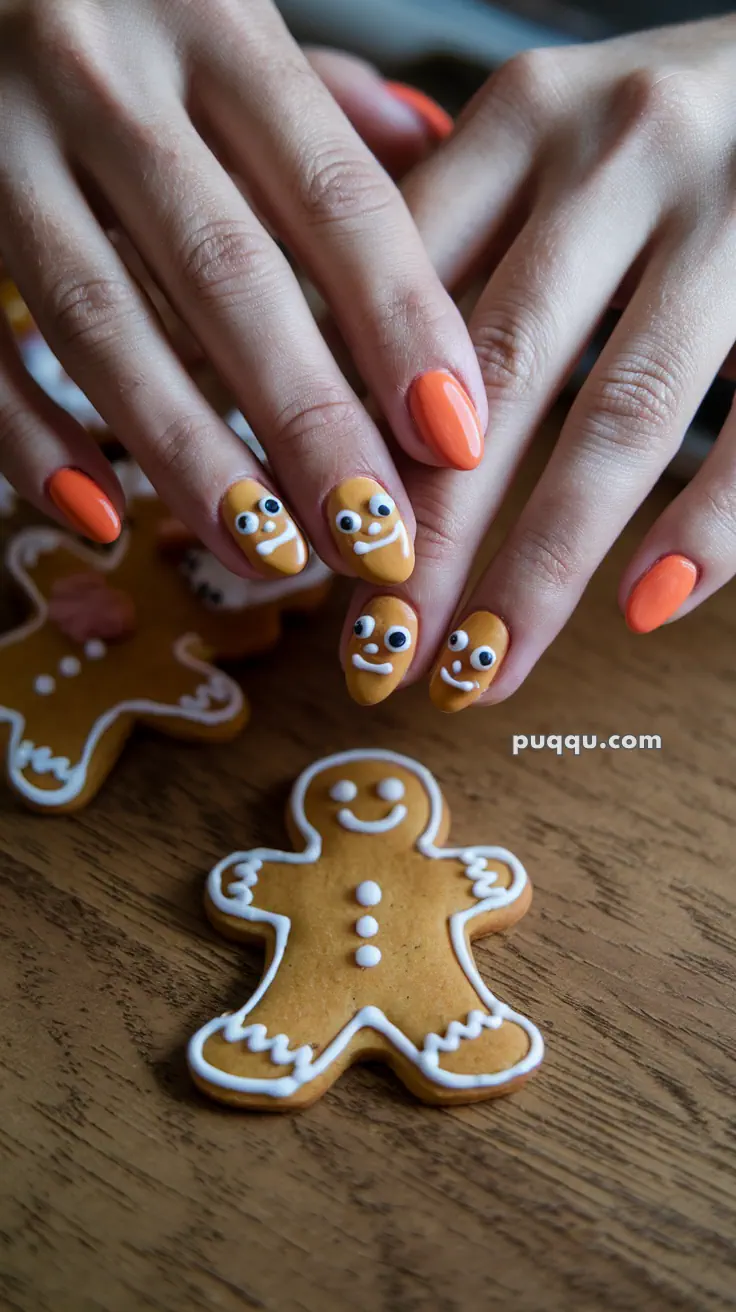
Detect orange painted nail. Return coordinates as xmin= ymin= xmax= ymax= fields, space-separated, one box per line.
xmin=409 ymin=371 xmax=484 ymax=470
xmin=625 ymin=554 xmax=698 ymax=634
xmin=48 ymin=468 xmax=121 ymax=544
xmin=384 ymin=83 xmax=453 ymax=141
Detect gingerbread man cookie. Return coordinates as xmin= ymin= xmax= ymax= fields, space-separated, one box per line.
xmin=0 ymin=477 xmax=331 ymax=810
xmin=188 ymin=749 xmax=543 ymax=1109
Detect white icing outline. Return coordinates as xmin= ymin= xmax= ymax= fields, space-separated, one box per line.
xmin=182 ymin=548 xmax=330 ymax=611
xmin=351 ymin=653 xmax=393 ymax=676
xmin=440 ymin=666 xmax=478 ymax=693
xmin=353 ymin=520 xmax=410 ymax=559
xmin=0 ymin=527 xmax=245 ymax=808
xmin=188 ymin=748 xmax=544 ymax=1098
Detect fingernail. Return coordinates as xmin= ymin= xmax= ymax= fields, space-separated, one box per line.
xmin=384 ymin=82 xmax=453 ymax=141
xmin=409 ymin=371 xmax=484 ymax=471
xmin=328 ymin=477 xmax=414 ymax=584
xmin=346 ymin=596 xmax=418 ymax=705
xmin=222 ymin=479 xmax=307 ymax=577
xmin=47 ymin=468 xmax=121 ymax=544
xmin=429 ymin=611 xmax=509 ymax=712
xmin=625 ymin=554 xmax=698 ymax=634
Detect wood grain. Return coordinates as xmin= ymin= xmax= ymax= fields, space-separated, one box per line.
xmin=1 ymin=416 xmax=735 ymax=1312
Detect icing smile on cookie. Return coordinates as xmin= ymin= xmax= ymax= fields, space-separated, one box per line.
xmin=328 ymin=775 xmax=408 ymax=834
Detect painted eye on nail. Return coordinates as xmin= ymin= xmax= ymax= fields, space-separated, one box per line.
xmin=368 ymin=493 xmax=395 ymax=518
xmin=336 ymin=510 xmax=362 ymax=534
xmin=448 ymin=629 xmax=469 ymax=651
xmin=329 ymin=779 xmax=357 ymax=803
xmin=376 ymin=777 xmax=405 ymax=802
xmin=470 ymin=645 xmax=496 ymax=671
xmin=353 ymin=614 xmax=376 ymax=639
xmin=258 ymin=495 xmax=282 ymax=516
xmin=234 ymin=510 xmax=259 ymax=536
xmin=384 ymin=625 xmax=412 ymax=652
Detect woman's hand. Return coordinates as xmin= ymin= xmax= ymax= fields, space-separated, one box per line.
xmin=0 ymin=0 xmax=484 ymax=582
xmin=343 ymin=16 xmax=736 ymax=709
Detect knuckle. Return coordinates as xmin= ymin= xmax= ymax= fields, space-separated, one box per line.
xmin=411 ymin=484 xmax=468 ymax=568
xmin=473 ymin=304 xmax=544 ymax=398
xmin=152 ymin=415 xmax=213 ymax=487
xmin=45 ymin=275 xmax=139 ymax=352
xmin=699 ymin=483 xmax=736 ymax=538
xmin=368 ymin=284 xmax=450 ymax=352
xmin=31 ymin=0 xmax=107 ymax=88
xmin=505 ymin=522 xmax=582 ymax=592
xmin=178 ymin=220 xmax=277 ymax=305
xmin=485 ymin=48 xmax=564 ymax=127
xmin=297 ymin=145 xmax=393 ymax=227
xmin=582 ymin=348 xmax=685 ymax=454
xmin=621 ymin=68 xmax=711 ymax=153
xmin=271 ymin=388 xmax=359 ymax=462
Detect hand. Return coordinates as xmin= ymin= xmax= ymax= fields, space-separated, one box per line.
xmin=342 ymin=16 xmax=736 ymax=710
xmin=0 ymin=1 xmax=484 ymax=586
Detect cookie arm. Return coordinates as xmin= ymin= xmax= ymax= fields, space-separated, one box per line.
xmin=205 ymin=847 xmax=303 ymax=930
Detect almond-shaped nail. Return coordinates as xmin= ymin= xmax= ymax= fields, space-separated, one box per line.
xmin=222 ymin=479 xmax=307 ymax=577
xmin=430 ymin=611 xmax=509 ymax=712
xmin=328 ymin=478 xmax=414 ymax=584
xmin=48 ymin=468 xmax=121 ymax=544
xmin=383 ymin=82 xmax=453 ymax=141
xmin=346 ymin=596 xmax=418 ymax=705
xmin=409 ymin=371 xmax=484 ymax=471
xmin=625 ymin=554 xmax=697 ymax=634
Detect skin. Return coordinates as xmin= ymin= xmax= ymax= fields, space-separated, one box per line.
xmin=0 ymin=2 xmax=485 ymax=582
xmin=343 ymin=16 xmax=736 ymax=705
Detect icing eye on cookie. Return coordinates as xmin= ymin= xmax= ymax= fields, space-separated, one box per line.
xmin=258 ymin=495 xmax=282 ymax=516
xmin=336 ymin=510 xmax=362 ymax=534
xmin=234 ymin=511 xmax=259 ymax=536
xmin=353 ymin=615 xmax=376 ymax=639
xmin=384 ymin=625 xmax=412 ymax=652
xmin=329 ymin=779 xmax=358 ymax=803
xmin=448 ymin=630 xmax=469 ymax=652
xmin=368 ymin=493 xmax=395 ymax=519
xmin=375 ymin=777 xmax=405 ymax=802
xmin=470 ymin=645 xmax=496 ymax=671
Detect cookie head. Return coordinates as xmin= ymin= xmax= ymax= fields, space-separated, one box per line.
xmin=300 ymin=756 xmax=433 ymax=849
xmin=430 ymin=611 xmax=509 ymax=713
xmin=346 ymin=597 xmax=418 ymax=706
xmin=222 ymin=479 xmax=307 ymax=577
xmin=329 ymin=478 xmax=414 ymax=584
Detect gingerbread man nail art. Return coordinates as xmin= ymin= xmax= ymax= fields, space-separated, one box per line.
xmin=188 ymin=748 xmax=543 ymax=1110
xmin=328 ymin=478 xmax=414 ymax=584
xmin=222 ymin=479 xmax=307 ymax=577
xmin=430 ymin=612 xmax=509 ymax=713
xmin=345 ymin=596 xmax=418 ymax=705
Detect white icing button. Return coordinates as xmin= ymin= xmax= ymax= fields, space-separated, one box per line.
xmin=34 ymin=675 xmax=55 ymax=696
xmin=363 ymin=643 xmax=379 ymax=655
xmin=355 ymin=945 xmax=381 ymax=968
xmin=376 ymin=777 xmax=405 ymax=803
xmin=59 ymin=655 xmax=81 ymax=677
xmin=356 ymin=915 xmax=379 ymax=938
xmin=263 ymin=519 xmax=276 ymax=533
xmin=84 ymin=640 xmax=106 ymax=660
xmin=452 ymin=660 xmax=462 ymax=674
xmin=356 ymin=880 xmax=381 ymax=907
xmin=330 ymin=779 xmax=357 ymax=803
xmin=368 ymin=522 xmax=382 ymax=536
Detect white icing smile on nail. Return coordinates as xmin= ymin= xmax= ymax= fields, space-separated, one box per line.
xmin=351 ymin=653 xmax=393 ymax=675
xmin=353 ymin=520 xmax=409 ymax=559
xmin=257 ymin=519 xmax=301 ymax=558
xmin=440 ymin=666 xmax=478 ymax=693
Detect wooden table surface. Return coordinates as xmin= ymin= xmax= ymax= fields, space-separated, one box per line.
xmin=1 ymin=420 xmax=735 ymax=1312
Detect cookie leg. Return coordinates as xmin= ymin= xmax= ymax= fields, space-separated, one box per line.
xmin=188 ymin=1002 xmax=361 ymax=1111
xmin=386 ymin=1007 xmax=544 ymax=1107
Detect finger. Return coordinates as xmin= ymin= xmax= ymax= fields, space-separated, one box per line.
xmin=191 ymin=2 xmax=487 ymax=470
xmin=0 ymin=133 xmax=304 ymax=580
xmin=0 ymin=314 xmax=122 ymax=540
xmin=620 ymin=391 xmax=736 ymax=632
xmin=304 ymin=50 xmax=444 ymax=177
xmin=76 ymin=84 xmax=415 ymax=584
xmin=432 ymin=229 xmax=736 ymax=709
